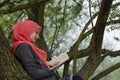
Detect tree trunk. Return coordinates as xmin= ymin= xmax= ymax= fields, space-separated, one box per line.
xmin=0 ymin=27 xmax=32 ymax=80
xmin=77 ymin=0 xmax=113 ymax=79
xmin=28 ymin=2 xmax=51 ymax=60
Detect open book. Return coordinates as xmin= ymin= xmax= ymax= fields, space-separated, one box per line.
xmin=49 ymin=52 xmax=69 ymax=70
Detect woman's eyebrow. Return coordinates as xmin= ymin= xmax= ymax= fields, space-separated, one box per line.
xmin=36 ymin=30 xmax=40 ymax=34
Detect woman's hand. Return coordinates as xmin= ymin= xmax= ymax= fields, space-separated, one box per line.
xmin=47 ymin=61 xmax=60 ymax=69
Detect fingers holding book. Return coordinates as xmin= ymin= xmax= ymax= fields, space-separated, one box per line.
xmin=47 ymin=52 xmax=69 ymax=70
xmin=47 ymin=61 xmax=60 ymax=69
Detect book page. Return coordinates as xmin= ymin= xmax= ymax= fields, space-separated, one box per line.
xmin=49 ymin=52 xmax=69 ymax=70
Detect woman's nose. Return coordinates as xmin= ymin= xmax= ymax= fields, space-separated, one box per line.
xmin=37 ymin=34 xmax=40 ymax=39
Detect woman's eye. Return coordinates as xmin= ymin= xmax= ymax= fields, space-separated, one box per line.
xmin=36 ymin=31 xmax=40 ymax=35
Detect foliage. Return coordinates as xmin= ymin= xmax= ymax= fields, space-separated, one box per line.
xmin=44 ymin=0 xmax=83 ymax=54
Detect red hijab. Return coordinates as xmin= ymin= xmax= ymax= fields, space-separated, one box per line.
xmin=12 ymin=20 xmax=47 ymax=66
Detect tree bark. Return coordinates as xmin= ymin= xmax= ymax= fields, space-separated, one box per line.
xmin=77 ymin=0 xmax=113 ymax=79
xmin=27 ymin=2 xmax=51 ymax=60
xmin=92 ymin=62 xmax=120 ymax=80
xmin=0 ymin=27 xmax=32 ymax=80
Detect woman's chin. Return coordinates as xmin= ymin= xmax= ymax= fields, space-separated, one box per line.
xmin=30 ymin=40 xmax=35 ymax=43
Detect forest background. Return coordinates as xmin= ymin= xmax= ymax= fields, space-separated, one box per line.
xmin=0 ymin=0 xmax=120 ymax=80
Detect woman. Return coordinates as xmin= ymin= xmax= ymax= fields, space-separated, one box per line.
xmin=12 ymin=20 xmax=83 ymax=80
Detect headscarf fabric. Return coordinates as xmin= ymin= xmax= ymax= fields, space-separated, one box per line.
xmin=12 ymin=20 xmax=47 ymax=66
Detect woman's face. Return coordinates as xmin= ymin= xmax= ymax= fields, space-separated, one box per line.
xmin=30 ymin=29 xmax=40 ymax=43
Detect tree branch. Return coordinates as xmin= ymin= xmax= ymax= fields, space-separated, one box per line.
xmin=0 ymin=0 xmax=10 ymax=8
xmin=76 ymin=49 xmax=120 ymax=59
xmin=112 ymin=2 xmax=120 ymax=8
xmin=0 ymin=0 xmax=49 ymax=14
xmin=107 ymin=19 xmax=120 ymax=25
xmin=92 ymin=62 xmax=120 ymax=80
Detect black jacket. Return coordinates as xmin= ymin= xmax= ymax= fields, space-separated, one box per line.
xmin=15 ymin=43 xmax=56 ymax=80
xmin=15 ymin=43 xmax=72 ymax=80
